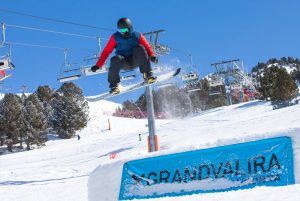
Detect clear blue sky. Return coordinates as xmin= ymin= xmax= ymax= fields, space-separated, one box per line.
xmin=1 ymin=0 xmax=300 ymax=102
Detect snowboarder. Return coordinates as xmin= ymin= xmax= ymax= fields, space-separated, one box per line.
xmin=90 ymin=17 xmax=158 ymax=94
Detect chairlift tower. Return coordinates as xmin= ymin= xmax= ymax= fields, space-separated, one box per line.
xmin=211 ymin=59 xmax=247 ymax=105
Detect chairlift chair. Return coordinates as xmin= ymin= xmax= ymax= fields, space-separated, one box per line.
xmin=58 ymin=65 xmax=82 ymax=83
xmin=151 ymin=43 xmax=170 ymax=56
xmin=0 ymin=51 xmax=15 ymax=82
xmin=0 ymin=57 xmax=14 ymax=70
xmin=0 ymin=42 xmax=15 ymax=71
xmin=57 ymin=49 xmax=82 ymax=83
xmin=209 ymin=80 xmax=224 ymax=87
xmin=181 ymin=72 xmax=198 ymax=81
xmin=208 ymin=79 xmax=224 ymax=96
xmin=182 ymin=72 xmax=201 ymax=92
xmin=58 ymin=68 xmax=82 ymax=83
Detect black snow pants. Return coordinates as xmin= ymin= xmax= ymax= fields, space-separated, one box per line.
xmin=108 ymin=44 xmax=151 ymax=88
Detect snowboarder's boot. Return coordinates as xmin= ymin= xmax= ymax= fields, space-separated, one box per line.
xmin=109 ymin=84 xmax=120 ymax=95
xmin=143 ymin=72 xmax=157 ymax=84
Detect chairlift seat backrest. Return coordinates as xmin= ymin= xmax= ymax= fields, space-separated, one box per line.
xmin=209 ymin=80 xmax=224 ymax=87
xmin=182 ymin=73 xmax=199 ymax=81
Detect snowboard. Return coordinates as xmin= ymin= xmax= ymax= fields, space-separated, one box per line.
xmin=86 ymin=68 xmax=181 ymax=101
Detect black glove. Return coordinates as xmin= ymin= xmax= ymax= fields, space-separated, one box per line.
xmin=150 ymin=55 xmax=158 ymax=64
xmin=91 ymin=65 xmax=100 ymax=72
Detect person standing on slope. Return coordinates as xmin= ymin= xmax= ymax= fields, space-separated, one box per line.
xmin=91 ymin=17 xmax=158 ymax=95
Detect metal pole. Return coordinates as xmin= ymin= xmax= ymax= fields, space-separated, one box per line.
xmin=8 ymin=43 xmax=12 ymax=58
xmin=145 ymin=85 xmax=157 ymax=152
xmin=97 ymin=37 xmax=101 ymax=55
xmin=225 ymin=77 xmax=232 ymax=106
xmin=1 ymin=23 xmax=6 ymax=47
xmin=64 ymin=48 xmax=69 ymax=66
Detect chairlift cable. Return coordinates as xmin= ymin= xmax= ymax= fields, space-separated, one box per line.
xmin=5 ymin=23 xmax=102 ymax=40
xmin=6 ymin=41 xmax=66 ymax=50
xmin=0 ymin=8 xmax=115 ymax=32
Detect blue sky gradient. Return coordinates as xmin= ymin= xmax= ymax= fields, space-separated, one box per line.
xmin=1 ymin=0 xmax=300 ymax=102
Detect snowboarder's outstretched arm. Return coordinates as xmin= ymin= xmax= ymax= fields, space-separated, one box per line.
xmin=95 ymin=35 xmax=117 ymax=68
xmin=139 ymin=33 xmax=158 ymax=64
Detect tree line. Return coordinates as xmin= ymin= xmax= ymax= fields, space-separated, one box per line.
xmin=252 ymin=56 xmax=300 ymax=83
xmin=0 ymin=82 xmax=89 ymax=152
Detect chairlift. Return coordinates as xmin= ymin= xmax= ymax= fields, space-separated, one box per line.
xmin=1 ymin=23 xmax=14 ymax=67
xmin=58 ymin=69 xmax=81 ymax=82
xmin=80 ymin=37 xmax=113 ymax=78
xmin=57 ymin=49 xmax=82 ymax=83
xmin=0 ymin=23 xmax=15 ymax=82
xmin=0 ymin=56 xmax=15 ymax=71
xmin=182 ymin=72 xmax=201 ymax=93
xmin=208 ymin=79 xmax=224 ymax=96
xmin=209 ymin=80 xmax=224 ymax=87
xmin=144 ymin=30 xmax=170 ymax=56
xmin=182 ymin=55 xmax=202 ymax=92
xmin=151 ymin=43 xmax=170 ymax=56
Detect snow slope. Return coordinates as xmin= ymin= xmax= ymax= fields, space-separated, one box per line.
xmin=1 ymin=99 xmax=300 ymax=201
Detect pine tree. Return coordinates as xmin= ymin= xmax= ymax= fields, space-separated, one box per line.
xmin=23 ymin=94 xmax=48 ymax=150
xmin=292 ymin=70 xmax=300 ymax=82
xmin=122 ymin=100 xmax=138 ymax=111
xmin=258 ymin=65 xmax=298 ymax=102
xmin=271 ymin=68 xmax=298 ymax=102
xmin=52 ymin=83 xmax=89 ymax=139
xmin=258 ymin=66 xmax=278 ymax=100
xmin=35 ymin=86 xmax=55 ymax=130
xmin=0 ymin=101 xmax=5 ymax=146
xmin=135 ymin=94 xmax=147 ymax=111
xmin=287 ymin=57 xmax=295 ymax=64
xmin=0 ymin=94 xmax=23 ymax=152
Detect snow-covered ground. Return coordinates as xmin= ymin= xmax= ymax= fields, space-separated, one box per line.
xmin=1 ymin=99 xmax=300 ymax=201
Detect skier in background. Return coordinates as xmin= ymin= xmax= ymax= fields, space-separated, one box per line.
xmin=91 ymin=17 xmax=158 ymax=94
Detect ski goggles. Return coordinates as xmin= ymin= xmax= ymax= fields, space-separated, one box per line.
xmin=118 ymin=28 xmax=129 ymax=34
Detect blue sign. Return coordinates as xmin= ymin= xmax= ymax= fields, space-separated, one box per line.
xmin=119 ymin=137 xmax=294 ymax=200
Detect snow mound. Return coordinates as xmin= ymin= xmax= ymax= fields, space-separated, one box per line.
xmin=88 ymin=100 xmax=300 ymax=201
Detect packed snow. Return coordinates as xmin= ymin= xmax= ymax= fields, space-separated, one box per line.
xmin=1 ymin=98 xmax=300 ymax=201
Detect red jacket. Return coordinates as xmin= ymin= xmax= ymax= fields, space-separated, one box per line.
xmin=96 ymin=33 xmax=155 ymax=68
